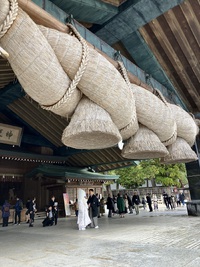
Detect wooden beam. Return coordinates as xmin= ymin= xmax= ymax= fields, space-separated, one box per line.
xmin=18 ymin=0 xmax=152 ymax=92
xmin=148 ymin=19 xmax=200 ymax=110
xmin=180 ymin=0 xmax=200 ymax=48
xmin=139 ymin=26 xmax=193 ymax=111
xmin=164 ymin=9 xmax=200 ymax=83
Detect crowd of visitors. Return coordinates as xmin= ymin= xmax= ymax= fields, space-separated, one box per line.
xmin=1 ymin=189 xmax=187 ymax=229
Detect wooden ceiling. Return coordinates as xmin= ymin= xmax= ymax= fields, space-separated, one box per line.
xmin=139 ymin=0 xmax=200 ymax=113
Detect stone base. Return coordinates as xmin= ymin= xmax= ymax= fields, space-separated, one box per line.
xmin=186 ymin=201 xmax=200 ymax=216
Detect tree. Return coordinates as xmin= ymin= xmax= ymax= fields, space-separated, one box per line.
xmin=109 ymin=159 xmax=188 ymax=189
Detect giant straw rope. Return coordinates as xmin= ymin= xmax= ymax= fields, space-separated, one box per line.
xmin=0 ymin=0 xmax=198 ymax=162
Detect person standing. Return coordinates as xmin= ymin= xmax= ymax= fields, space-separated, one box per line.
xmin=179 ymin=192 xmax=185 ymax=206
xmin=163 ymin=191 xmax=169 ymax=209
xmin=49 ymin=196 xmax=58 ymax=225
xmin=25 ymin=198 xmax=31 ymax=223
xmin=132 ymin=191 xmax=140 ymax=215
xmin=96 ymin=193 xmax=101 ymax=218
xmin=2 ymin=200 xmax=11 ymax=227
xmin=74 ymin=199 xmax=79 ymax=217
xmin=117 ymin=193 xmax=125 ymax=218
xmin=28 ymin=197 xmax=37 ymax=227
xmin=100 ymin=197 xmax=105 ymax=216
xmin=106 ymin=194 xmax=114 ymax=218
xmin=146 ymin=193 xmax=153 ymax=212
xmin=53 ymin=202 xmax=58 ymax=225
xmin=87 ymin=189 xmax=99 ymax=229
xmin=142 ymin=197 xmax=146 ymax=209
xmin=152 ymin=194 xmax=158 ymax=211
xmin=125 ymin=193 xmax=133 ymax=214
xmin=14 ymin=197 xmax=23 ymax=225
xmin=77 ymin=189 xmax=91 ymax=230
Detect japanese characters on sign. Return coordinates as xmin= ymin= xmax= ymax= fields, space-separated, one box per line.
xmin=0 ymin=123 xmax=22 ymax=146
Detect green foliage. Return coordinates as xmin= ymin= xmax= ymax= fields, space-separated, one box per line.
xmin=108 ymin=159 xmax=188 ymax=189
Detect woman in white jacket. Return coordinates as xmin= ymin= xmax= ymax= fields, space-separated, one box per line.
xmin=77 ymin=189 xmax=91 ymax=230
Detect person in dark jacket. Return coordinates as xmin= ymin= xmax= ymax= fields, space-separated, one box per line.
xmin=2 ymin=200 xmax=11 ymax=227
xmin=87 ymin=189 xmax=99 ymax=229
xmin=125 ymin=193 xmax=133 ymax=214
xmin=146 ymin=193 xmax=153 ymax=212
xmin=132 ymin=191 xmax=140 ymax=215
xmin=163 ymin=191 xmax=169 ymax=209
xmin=106 ymin=194 xmax=114 ymax=218
xmin=28 ymin=197 xmax=37 ymax=227
xmin=25 ymin=198 xmax=31 ymax=223
xmin=14 ymin=197 xmax=23 ymax=225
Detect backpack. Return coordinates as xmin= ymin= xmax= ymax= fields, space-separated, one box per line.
xmin=4 ymin=206 xmax=9 ymax=212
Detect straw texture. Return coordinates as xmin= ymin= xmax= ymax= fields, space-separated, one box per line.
xmin=0 ymin=8 xmax=71 ymax=106
xmin=62 ymin=96 xmax=122 ymax=149
xmin=131 ymin=84 xmax=177 ymax=145
xmin=120 ymin=117 xmax=139 ymax=141
xmin=121 ymin=125 xmax=169 ymax=159
xmin=0 ymin=0 xmax=18 ymax=39
xmin=169 ymin=104 xmax=199 ymax=146
xmin=162 ymin=137 xmax=198 ymax=164
xmin=40 ymin=24 xmax=89 ymax=117
xmin=40 ymin=26 xmax=136 ymax=130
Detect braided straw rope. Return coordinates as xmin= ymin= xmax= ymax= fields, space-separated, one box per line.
xmin=41 ymin=24 xmax=88 ymax=113
xmin=152 ymin=88 xmax=168 ymax=107
xmin=0 ymin=0 xmax=18 ymax=39
xmin=117 ymin=61 xmax=138 ymax=140
xmin=153 ymin=89 xmax=177 ymax=146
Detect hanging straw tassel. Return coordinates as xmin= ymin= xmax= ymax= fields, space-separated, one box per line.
xmin=0 ymin=6 xmax=71 ymax=107
xmin=121 ymin=125 xmax=169 ymax=159
xmin=169 ymin=104 xmax=199 ymax=146
xmin=161 ymin=137 xmax=198 ymax=164
xmin=39 ymin=25 xmax=136 ymax=131
xmin=62 ymin=96 xmax=122 ymax=149
xmin=131 ymin=84 xmax=177 ymax=146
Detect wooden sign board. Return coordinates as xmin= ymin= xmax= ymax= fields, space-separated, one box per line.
xmin=0 ymin=123 xmax=23 ymax=146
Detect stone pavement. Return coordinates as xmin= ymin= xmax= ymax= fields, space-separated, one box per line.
xmin=0 ymin=205 xmax=200 ymax=267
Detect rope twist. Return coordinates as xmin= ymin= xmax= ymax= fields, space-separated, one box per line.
xmin=0 ymin=0 xmax=18 ymax=39
xmin=42 ymin=23 xmax=89 ymax=112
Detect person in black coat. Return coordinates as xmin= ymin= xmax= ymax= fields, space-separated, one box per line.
xmin=28 ymin=197 xmax=37 ymax=227
xmin=125 ymin=193 xmax=133 ymax=214
xmin=106 ymin=194 xmax=114 ymax=218
xmin=87 ymin=189 xmax=99 ymax=228
xmin=146 ymin=193 xmax=153 ymax=212
xmin=132 ymin=191 xmax=140 ymax=215
xmin=163 ymin=191 xmax=169 ymax=209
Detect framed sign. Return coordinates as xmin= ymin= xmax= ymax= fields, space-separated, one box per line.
xmin=0 ymin=123 xmax=23 ymax=146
